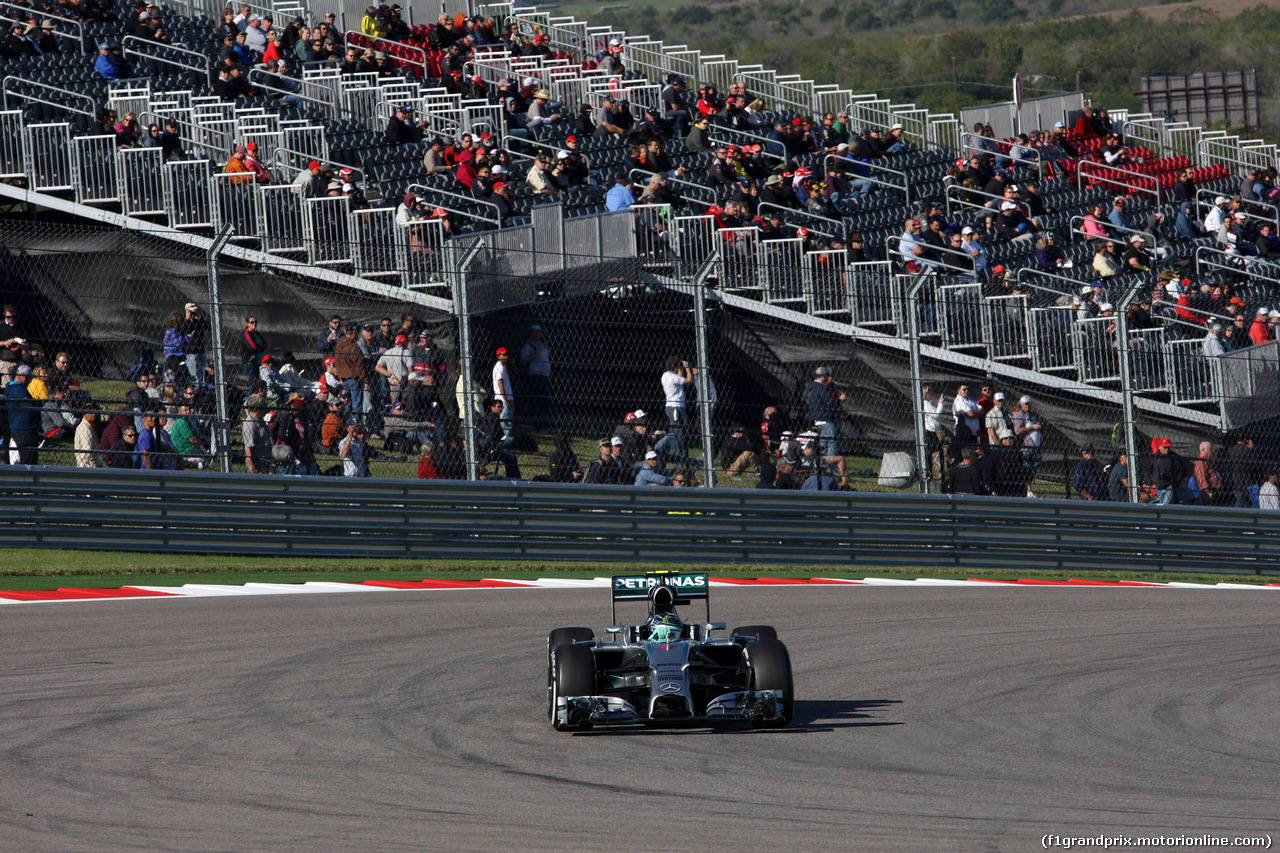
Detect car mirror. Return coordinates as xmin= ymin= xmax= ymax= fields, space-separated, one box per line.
xmin=605 ymin=625 xmax=623 ymax=634
xmin=706 ymin=621 xmax=726 ymax=632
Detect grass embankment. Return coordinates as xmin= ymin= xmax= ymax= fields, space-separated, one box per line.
xmin=0 ymin=549 xmax=1274 ymax=590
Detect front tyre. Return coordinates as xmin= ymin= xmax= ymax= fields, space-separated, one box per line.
xmin=549 ymin=643 xmax=596 ymax=731
xmin=745 ymin=639 xmax=794 ymax=728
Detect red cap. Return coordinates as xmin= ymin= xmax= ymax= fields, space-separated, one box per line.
xmin=324 ymin=356 xmax=336 ymax=366
xmin=246 ymin=142 xmax=258 ymax=150
xmin=993 ymin=264 xmax=1006 ymax=274
xmin=395 ymin=333 xmax=407 ymax=345
xmin=566 ymin=135 xmax=577 ymax=142
xmin=492 ymin=182 xmax=508 ymax=190
xmin=792 ymin=117 xmax=804 ymax=125
xmin=260 ymin=353 xmax=273 ymax=364
xmin=308 ymin=160 xmax=321 ymax=170
xmin=495 ymin=346 xmax=507 ymax=355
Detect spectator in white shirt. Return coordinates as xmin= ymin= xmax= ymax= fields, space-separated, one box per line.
xmin=951 ymin=382 xmax=982 ymax=441
xmin=1259 ymin=472 xmax=1279 ymax=510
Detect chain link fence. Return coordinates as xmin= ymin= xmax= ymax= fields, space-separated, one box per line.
xmin=4 ymin=214 xmax=1279 ymax=506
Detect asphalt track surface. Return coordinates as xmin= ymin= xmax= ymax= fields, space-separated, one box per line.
xmin=2 ymin=587 xmax=1277 ymax=852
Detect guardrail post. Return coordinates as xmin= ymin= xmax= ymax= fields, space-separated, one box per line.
xmin=449 ymin=237 xmax=485 ymax=481
xmin=1115 ymin=279 xmax=1144 ymax=503
xmin=905 ymin=270 xmax=932 ymax=494
xmin=207 ymin=224 xmax=234 ymax=474
xmin=693 ymin=253 xmax=718 ymax=489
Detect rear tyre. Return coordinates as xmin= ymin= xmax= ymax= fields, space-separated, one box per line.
xmin=732 ymin=625 xmax=777 ymax=643
xmin=745 ymin=639 xmax=794 ymax=728
xmin=549 ymin=643 xmax=597 ymax=731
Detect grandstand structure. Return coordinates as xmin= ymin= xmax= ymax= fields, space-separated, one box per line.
xmin=3 ymin=0 xmax=1279 ymax=487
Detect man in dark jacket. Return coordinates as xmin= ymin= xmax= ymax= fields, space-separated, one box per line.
xmin=5 ymin=365 xmax=41 ymax=464
xmin=1146 ymin=437 xmax=1186 ymax=505
xmin=385 ymin=104 xmax=424 ymax=146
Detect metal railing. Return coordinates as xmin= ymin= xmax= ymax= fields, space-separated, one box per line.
xmin=1077 ymin=160 xmax=1161 ymax=203
xmin=945 ymin=183 xmax=1032 ymax=221
xmin=826 ymin=154 xmax=908 ymax=202
xmin=2 ymin=76 xmax=97 ymax=118
xmin=1068 ymin=213 xmax=1158 ymax=247
xmin=960 ymin=131 xmax=1040 ymax=171
xmin=5 ymin=467 xmax=1280 ymax=574
xmin=408 ymin=181 xmax=502 ymax=226
xmin=1195 ymin=245 xmax=1280 ymax=287
xmin=885 ymin=234 xmax=977 ymax=276
xmin=121 ymin=35 xmax=214 ymax=87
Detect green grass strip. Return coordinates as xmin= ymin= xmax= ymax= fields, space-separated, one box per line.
xmin=0 ymin=550 xmax=1276 ymax=590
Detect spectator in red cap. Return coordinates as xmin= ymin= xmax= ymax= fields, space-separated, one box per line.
xmin=492 ymin=346 xmax=514 ymax=437
xmin=489 ymin=181 xmax=512 ymax=221
xmin=243 ymin=141 xmax=273 ymax=182
xmin=1145 ymin=437 xmax=1185 ymax=505
xmin=292 ymin=159 xmax=325 ymax=198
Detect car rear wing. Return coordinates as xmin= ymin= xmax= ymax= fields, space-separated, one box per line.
xmin=611 ymin=571 xmax=710 ymax=623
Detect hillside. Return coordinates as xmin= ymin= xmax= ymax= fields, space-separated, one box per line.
xmin=549 ymin=0 xmax=1280 ymax=132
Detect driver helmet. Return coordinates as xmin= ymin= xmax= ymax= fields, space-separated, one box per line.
xmin=647 ymin=612 xmax=683 ymax=642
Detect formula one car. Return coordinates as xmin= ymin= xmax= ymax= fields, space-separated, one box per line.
xmin=546 ymin=571 xmax=794 ymax=731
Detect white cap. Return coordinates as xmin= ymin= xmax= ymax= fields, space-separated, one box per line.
xmin=556 ymin=150 xmax=569 ymax=159
xmin=890 ymin=122 xmax=903 ymax=130
xmin=633 ymin=408 xmax=647 ymax=419
xmin=993 ymin=392 xmax=1006 ymax=401
xmin=1019 ymin=394 xmax=1032 ymax=404
xmin=609 ymin=37 xmax=621 ymax=46
xmin=1257 ymin=307 xmax=1268 ymax=315
xmin=961 ymin=226 xmax=974 ymax=235
xmin=645 ymin=450 xmax=658 ymax=460
xmin=342 ymin=182 xmax=356 ymax=192
xmin=522 ymin=76 xmax=537 ymax=87
xmin=1099 ymin=302 xmax=1113 ymax=312
xmin=611 ymin=436 xmax=624 ymax=446
xmin=1081 ymin=284 xmax=1093 ymax=295
xmin=1000 ymin=201 xmax=1017 ymax=211
xmin=1270 ymin=310 xmax=1280 ymax=318
xmin=491 ymin=164 xmax=506 ymax=174
xmin=1054 ymin=121 xmax=1065 ymax=129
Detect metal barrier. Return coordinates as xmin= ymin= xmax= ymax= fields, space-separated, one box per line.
xmin=116 ymin=147 xmax=166 ymax=216
xmin=1068 ymin=213 xmax=1157 ymax=247
xmin=672 ymin=213 xmax=716 ymax=279
xmin=756 ymin=237 xmax=804 ymax=304
xmin=716 ymin=226 xmax=760 ymax=292
xmin=1195 ymin=134 xmax=1277 ymax=178
xmin=960 ymin=131 xmax=1040 ymax=171
xmin=12 ymin=467 xmax=1278 ymax=572
xmin=1129 ymin=327 xmax=1168 ymax=394
xmin=23 ymin=122 xmax=73 ymax=192
xmin=164 ymin=159 xmax=213 ymax=228
xmin=70 ymin=135 xmax=119 ymax=205
xmin=303 ymin=196 xmax=353 ymax=265
xmin=885 ymin=234 xmax=976 ymax=276
xmin=936 ymin=282 xmax=985 ymax=352
xmin=0 ymin=109 xmax=23 ymax=178
xmin=1195 ymin=189 xmax=1279 ymax=232
xmin=1071 ymin=315 xmax=1119 ymax=383
xmin=846 ymin=261 xmax=896 ymax=329
xmin=210 ymin=172 xmax=260 ymax=235
xmin=734 ymin=66 xmax=813 ymax=117
xmin=630 ymin=203 xmax=674 ymax=264
xmin=397 ymin=218 xmax=448 ymax=290
xmin=257 ymin=183 xmax=306 ymax=253
xmin=826 ymin=154 xmax=909 ymax=202
xmin=981 ymin=294 xmax=1029 ymax=361
xmin=1219 ymin=340 xmax=1280 ymax=431
xmin=1195 ymin=245 xmax=1280 ymax=288
xmin=1027 ymin=305 xmax=1077 ymax=374
xmin=803 ymin=247 xmax=845 ymax=315
xmin=1164 ymin=338 xmax=1219 ymax=406
xmin=349 ymin=205 xmax=400 ymax=277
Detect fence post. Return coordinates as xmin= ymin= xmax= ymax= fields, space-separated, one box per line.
xmin=905 ymin=271 xmax=932 ymax=494
xmin=693 ymin=253 xmax=718 ymax=489
xmin=1115 ymin=279 xmax=1144 ymax=503
xmin=206 ymin=224 xmax=234 ymax=474
xmin=449 ymin=237 xmax=485 ymax=481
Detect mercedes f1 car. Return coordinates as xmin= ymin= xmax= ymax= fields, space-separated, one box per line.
xmin=546 ymin=572 xmax=793 ymax=731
